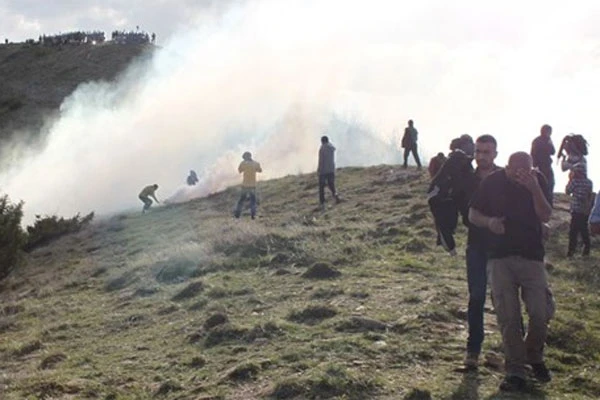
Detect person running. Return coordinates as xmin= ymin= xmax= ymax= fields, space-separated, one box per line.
xmin=234 ymin=151 xmax=262 ymax=219
xmin=317 ymin=136 xmax=341 ymax=211
xmin=463 ymin=134 xmax=501 ymax=369
xmin=469 ymin=152 xmax=554 ymax=392
xmin=531 ymin=124 xmax=556 ymax=205
xmin=139 ymin=184 xmax=159 ymax=214
xmin=566 ymin=164 xmax=593 ymax=257
xmin=401 ymin=119 xmax=422 ymax=169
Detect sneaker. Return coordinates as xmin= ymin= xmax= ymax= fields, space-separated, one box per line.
xmin=334 ymin=195 xmax=341 ymax=204
xmin=566 ymin=250 xmax=574 ymax=258
xmin=319 ymin=203 xmax=326 ymax=212
xmin=582 ymin=247 xmax=590 ymax=257
xmin=463 ymin=352 xmax=479 ymax=369
xmin=499 ymin=375 xmax=528 ymax=392
xmin=530 ymin=362 xmax=552 ymax=383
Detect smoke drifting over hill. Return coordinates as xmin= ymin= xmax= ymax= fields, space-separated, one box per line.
xmin=1 ymin=0 xmax=598 ymax=222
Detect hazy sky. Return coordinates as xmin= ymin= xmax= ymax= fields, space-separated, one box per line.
xmin=1 ymin=0 xmax=599 ymax=222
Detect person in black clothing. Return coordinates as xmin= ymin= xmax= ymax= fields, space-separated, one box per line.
xmin=427 ymin=135 xmax=476 ymax=255
xmin=401 ymin=120 xmax=422 ymax=169
xmin=531 ymin=124 xmax=555 ymax=205
xmin=469 ymin=152 xmax=554 ymax=392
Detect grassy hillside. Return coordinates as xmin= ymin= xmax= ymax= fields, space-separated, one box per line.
xmin=0 ymin=165 xmax=599 ymax=399
xmin=0 ymin=42 xmax=152 ymax=139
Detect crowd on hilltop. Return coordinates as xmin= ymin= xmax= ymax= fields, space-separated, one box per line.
xmin=111 ymin=30 xmax=155 ymax=44
xmin=38 ymin=31 xmax=106 ymax=46
xmin=3 ymin=29 xmax=155 ymax=47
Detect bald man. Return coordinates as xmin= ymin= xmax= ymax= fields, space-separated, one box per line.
xmin=469 ymin=152 xmax=553 ymax=392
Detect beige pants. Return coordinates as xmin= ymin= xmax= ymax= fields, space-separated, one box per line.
xmin=488 ymin=256 xmax=555 ymax=378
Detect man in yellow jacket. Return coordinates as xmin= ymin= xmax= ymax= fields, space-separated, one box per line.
xmin=234 ymin=152 xmax=262 ymax=219
xmin=139 ymin=184 xmax=159 ymax=214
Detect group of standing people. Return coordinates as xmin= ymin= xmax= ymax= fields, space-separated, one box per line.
xmin=134 ymin=121 xmax=597 ymax=393
xmin=531 ymin=126 xmax=596 ymax=257
xmin=428 ymin=124 xmax=597 ymax=392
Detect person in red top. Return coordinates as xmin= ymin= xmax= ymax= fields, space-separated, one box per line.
xmin=428 ymin=152 xmax=447 ymax=178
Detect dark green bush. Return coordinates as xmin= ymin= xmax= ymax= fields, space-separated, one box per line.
xmin=24 ymin=212 xmax=94 ymax=252
xmin=0 ymin=195 xmax=26 ymax=280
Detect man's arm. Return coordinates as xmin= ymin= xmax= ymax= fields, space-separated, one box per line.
xmin=238 ymin=162 xmax=244 ymax=173
xmin=317 ymin=149 xmax=323 ymax=174
xmin=468 ymin=208 xmax=505 ymax=234
xmin=256 ymin=163 xmax=262 ymax=173
xmin=515 ymin=170 xmax=552 ymax=223
xmin=151 ymin=194 xmax=159 ymax=203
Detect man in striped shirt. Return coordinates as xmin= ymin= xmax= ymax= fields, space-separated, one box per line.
xmin=565 ymin=163 xmax=593 ymax=257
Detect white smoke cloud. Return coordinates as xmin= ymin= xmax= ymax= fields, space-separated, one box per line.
xmin=1 ymin=0 xmax=599 ymax=223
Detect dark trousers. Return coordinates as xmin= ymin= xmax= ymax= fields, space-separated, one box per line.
xmin=139 ymin=195 xmax=153 ymax=211
xmin=403 ymin=144 xmax=422 ymax=168
xmin=429 ymin=197 xmax=458 ymax=252
xmin=568 ymin=212 xmax=590 ymax=254
xmin=466 ymin=245 xmax=488 ymax=354
xmin=235 ymin=187 xmax=257 ymax=218
xmin=539 ymin=166 xmax=554 ymax=206
xmin=319 ymin=173 xmax=337 ymax=204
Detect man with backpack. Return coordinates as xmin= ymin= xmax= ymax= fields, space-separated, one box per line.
xmin=566 ymin=163 xmax=593 ymax=257
xmin=401 ymin=120 xmax=422 ymax=169
xmin=531 ymin=124 xmax=555 ymax=205
xmin=427 ymin=135 xmax=476 ymax=255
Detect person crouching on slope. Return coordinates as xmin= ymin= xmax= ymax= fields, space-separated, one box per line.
xmin=234 ymin=151 xmax=262 ymax=220
xmin=139 ymin=184 xmax=159 ymax=214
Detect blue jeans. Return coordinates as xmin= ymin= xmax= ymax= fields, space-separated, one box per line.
xmin=466 ymin=244 xmax=488 ymax=354
xmin=234 ymin=187 xmax=257 ymax=218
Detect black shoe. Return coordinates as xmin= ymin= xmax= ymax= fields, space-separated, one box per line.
xmin=583 ymin=248 xmax=590 ymax=257
xmin=499 ymin=375 xmax=528 ymax=392
xmin=530 ymin=362 xmax=552 ymax=383
xmin=251 ymin=215 xmax=256 ymax=220
xmin=567 ymin=250 xmax=574 ymax=258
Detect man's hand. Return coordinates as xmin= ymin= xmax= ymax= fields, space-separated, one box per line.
xmin=487 ymin=217 xmax=505 ymax=235
xmin=514 ymin=168 xmax=540 ymax=193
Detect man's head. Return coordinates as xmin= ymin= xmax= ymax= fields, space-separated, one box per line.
xmin=506 ymin=152 xmax=533 ymax=182
xmin=408 ymin=119 xmax=414 ymax=127
xmin=321 ymin=135 xmax=329 ymax=144
xmin=541 ymin=124 xmax=552 ymax=138
xmin=153 ymin=184 xmax=159 ymax=189
xmin=475 ymin=135 xmax=498 ymax=170
xmin=242 ymin=151 xmax=252 ymax=161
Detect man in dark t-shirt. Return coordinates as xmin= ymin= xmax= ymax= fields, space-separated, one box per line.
xmin=469 ymin=152 xmax=554 ymax=392
xmin=531 ymin=124 xmax=555 ymax=205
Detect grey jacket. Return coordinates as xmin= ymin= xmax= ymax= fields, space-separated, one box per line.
xmin=318 ymin=143 xmax=336 ymax=174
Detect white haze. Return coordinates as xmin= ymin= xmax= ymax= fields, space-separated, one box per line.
xmin=1 ymin=0 xmax=599 ymax=223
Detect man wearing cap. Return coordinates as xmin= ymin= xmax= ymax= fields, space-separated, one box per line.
xmin=234 ymin=151 xmax=262 ymax=219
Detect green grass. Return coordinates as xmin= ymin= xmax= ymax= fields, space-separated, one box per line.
xmin=0 ymin=165 xmax=599 ymax=399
